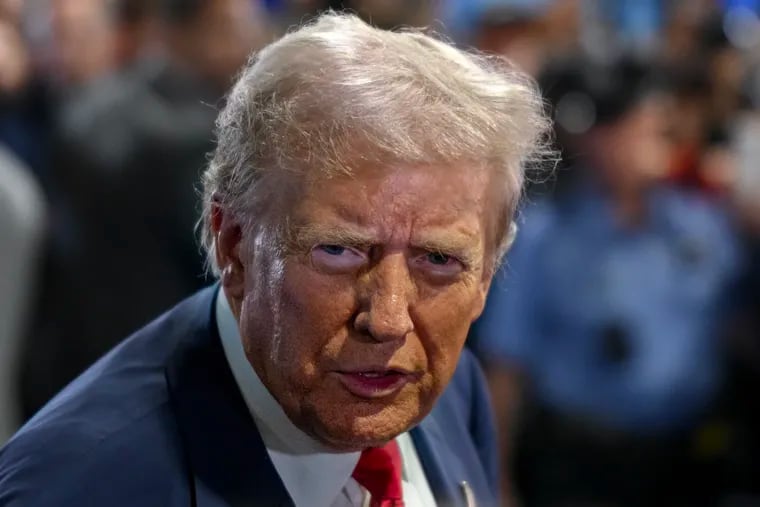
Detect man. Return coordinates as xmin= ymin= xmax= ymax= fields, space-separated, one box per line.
xmin=473 ymin=59 xmax=739 ymax=507
xmin=0 ymin=12 xmax=549 ymax=507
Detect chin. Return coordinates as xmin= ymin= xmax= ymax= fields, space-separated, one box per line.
xmin=302 ymin=393 xmax=431 ymax=452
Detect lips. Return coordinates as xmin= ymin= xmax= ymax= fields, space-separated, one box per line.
xmin=336 ymin=369 xmax=419 ymax=399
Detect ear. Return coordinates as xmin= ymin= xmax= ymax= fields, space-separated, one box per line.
xmin=211 ymin=200 xmax=245 ymax=303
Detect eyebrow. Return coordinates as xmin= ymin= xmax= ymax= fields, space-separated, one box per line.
xmin=289 ymin=223 xmax=483 ymax=268
xmin=290 ymin=224 xmax=376 ymax=252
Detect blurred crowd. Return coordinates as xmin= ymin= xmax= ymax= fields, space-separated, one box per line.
xmin=468 ymin=1 xmax=760 ymax=506
xmin=0 ymin=0 xmax=759 ymax=506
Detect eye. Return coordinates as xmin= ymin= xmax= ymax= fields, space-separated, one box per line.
xmin=427 ymin=252 xmax=452 ymax=265
xmin=415 ymin=251 xmax=465 ymax=278
xmin=319 ymin=244 xmax=346 ymax=256
xmin=310 ymin=244 xmax=366 ymax=272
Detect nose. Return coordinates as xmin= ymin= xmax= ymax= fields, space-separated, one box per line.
xmin=354 ymin=253 xmax=415 ymax=343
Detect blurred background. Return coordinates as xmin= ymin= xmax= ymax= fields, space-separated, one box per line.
xmin=0 ymin=0 xmax=758 ymax=505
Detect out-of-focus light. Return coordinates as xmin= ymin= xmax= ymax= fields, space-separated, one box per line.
xmin=724 ymin=7 xmax=760 ymax=49
xmin=555 ymin=91 xmax=596 ymax=134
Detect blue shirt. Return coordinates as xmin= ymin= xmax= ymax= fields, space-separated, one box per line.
xmin=474 ymin=184 xmax=739 ymax=434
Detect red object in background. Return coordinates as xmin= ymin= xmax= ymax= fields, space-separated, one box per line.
xmin=669 ymin=142 xmax=726 ymax=195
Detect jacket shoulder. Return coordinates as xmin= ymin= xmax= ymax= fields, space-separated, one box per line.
xmin=0 ymin=286 xmax=217 ymax=506
xmin=0 ymin=406 xmax=190 ymax=506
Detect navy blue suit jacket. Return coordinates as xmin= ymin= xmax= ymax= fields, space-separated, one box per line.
xmin=0 ymin=287 xmax=499 ymax=506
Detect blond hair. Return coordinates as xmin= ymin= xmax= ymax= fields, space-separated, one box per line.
xmin=200 ymin=12 xmax=551 ymax=273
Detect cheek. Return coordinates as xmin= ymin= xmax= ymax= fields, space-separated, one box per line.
xmin=414 ymin=283 xmax=480 ymax=386
xmin=276 ymin=261 xmax=358 ymax=363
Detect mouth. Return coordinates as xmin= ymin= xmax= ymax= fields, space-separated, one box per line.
xmin=335 ymin=369 xmax=421 ymax=399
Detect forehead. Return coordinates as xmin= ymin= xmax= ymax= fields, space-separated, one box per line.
xmin=292 ymin=163 xmax=494 ymax=236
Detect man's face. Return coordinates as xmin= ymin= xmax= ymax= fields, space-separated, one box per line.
xmin=595 ymin=97 xmax=672 ymax=190
xmin=229 ymin=163 xmax=498 ymax=451
xmin=52 ymin=0 xmax=114 ymax=85
xmin=174 ymin=0 xmax=267 ymax=90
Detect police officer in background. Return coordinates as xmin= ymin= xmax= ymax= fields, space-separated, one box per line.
xmin=472 ymin=59 xmax=740 ymax=507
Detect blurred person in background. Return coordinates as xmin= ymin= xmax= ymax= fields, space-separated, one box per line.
xmin=714 ymin=110 xmax=760 ymax=502
xmin=0 ymin=146 xmax=45 ymax=445
xmin=660 ymin=6 xmax=757 ymax=197
xmin=442 ymin=0 xmax=580 ymax=66
xmin=665 ymin=2 xmax=760 ymax=498
xmin=539 ymin=0 xmax=581 ymax=61
xmin=0 ymin=0 xmax=49 ymax=443
xmin=585 ymin=0 xmax=665 ymax=56
xmin=667 ymin=64 xmax=718 ymax=193
xmin=49 ymin=0 xmax=115 ymax=89
xmin=660 ymin=0 xmax=717 ymax=65
xmin=473 ymin=3 xmax=551 ymax=78
xmin=18 ymin=0 xmax=271 ymax=417
xmin=108 ymin=0 xmax=159 ymax=70
xmin=156 ymin=0 xmax=270 ymax=93
xmin=0 ymin=0 xmax=52 ymax=182
xmin=471 ymin=0 xmax=583 ymax=125
xmin=699 ymin=14 xmax=752 ymax=141
xmin=472 ymin=58 xmax=740 ymax=507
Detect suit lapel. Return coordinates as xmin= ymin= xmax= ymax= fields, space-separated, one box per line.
xmin=410 ymin=414 xmax=468 ymax=507
xmin=164 ymin=287 xmax=293 ymax=507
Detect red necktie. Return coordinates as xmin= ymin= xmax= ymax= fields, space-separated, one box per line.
xmin=351 ymin=440 xmax=405 ymax=507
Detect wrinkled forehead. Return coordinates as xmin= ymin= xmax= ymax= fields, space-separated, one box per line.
xmin=284 ymin=162 xmax=500 ymax=249
xmin=300 ymin=157 xmax=492 ymax=200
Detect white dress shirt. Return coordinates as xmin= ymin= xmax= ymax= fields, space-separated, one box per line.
xmin=216 ymin=290 xmax=437 ymax=507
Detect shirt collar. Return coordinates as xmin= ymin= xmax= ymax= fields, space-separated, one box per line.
xmin=215 ymin=289 xmax=360 ymax=507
